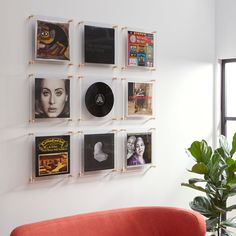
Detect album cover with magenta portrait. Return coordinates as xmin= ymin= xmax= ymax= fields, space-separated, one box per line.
xmin=126 ymin=132 xmax=152 ymax=167
xmin=35 ymin=135 xmax=70 ymax=177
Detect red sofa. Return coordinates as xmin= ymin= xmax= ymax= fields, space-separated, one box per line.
xmin=10 ymin=206 xmax=206 ymax=236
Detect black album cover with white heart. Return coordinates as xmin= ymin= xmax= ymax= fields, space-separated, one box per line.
xmin=85 ymin=82 xmax=114 ymax=117
xmin=84 ymin=133 xmax=115 ymax=172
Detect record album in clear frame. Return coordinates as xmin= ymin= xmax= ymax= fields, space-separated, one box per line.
xmin=84 ymin=24 xmax=115 ymax=65
xmin=35 ymin=19 xmax=70 ymax=62
xmin=127 ymin=30 xmax=155 ymax=68
xmin=127 ymin=81 xmax=153 ymax=117
xmin=34 ymin=77 xmax=70 ymax=119
xmin=126 ymin=132 xmax=152 ymax=167
xmin=83 ymin=133 xmax=115 ymax=172
xmin=35 ymin=135 xmax=70 ymax=177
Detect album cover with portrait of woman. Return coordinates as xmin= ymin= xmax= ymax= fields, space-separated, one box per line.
xmin=126 ymin=132 xmax=152 ymax=167
xmin=35 ymin=135 xmax=70 ymax=177
xmin=84 ymin=133 xmax=114 ymax=172
xmin=35 ymin=19 xmax=70 ymax=61
xmin=34 ymin=78 xmax=70 ymax=119
xmin=127 ymin=82 xmax=153 ymax=117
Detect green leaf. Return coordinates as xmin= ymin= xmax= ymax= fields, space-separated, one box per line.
xmin=181 ymin=183 xmax=208 ymax=193
xmin=219 ymin=135 xmax=231 ymax=157
xmin=191 ymin=162 xmax=209 ymax=174
xmin=190 ymin=196 xmax=217 ymax=218
xmin=188 ymin=178 xmax=206 ymax=184
xmin=206 ymin=218 xmax=218 ymax=231
xmin=230 ymin=133 xmax=236 ymax=156
xmin=221 ymin=217 xmax=236 ymax=228
xmin=188 ymin=140 xmax=212 ymax=164
xmin=227 ymin=204 xmax=236 ymax=211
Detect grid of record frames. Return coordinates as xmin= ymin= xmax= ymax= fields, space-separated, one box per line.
xmin=28 ymin=16 xmax=156 ymax=180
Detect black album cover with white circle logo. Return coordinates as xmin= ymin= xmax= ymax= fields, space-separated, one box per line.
xmin=85 ymin=82 xmax=114 ymax=117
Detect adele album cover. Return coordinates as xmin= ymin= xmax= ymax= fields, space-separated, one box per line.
xmin=127 ymin=31 xmax=154 ymax=67
xmin=35 ymin=135 xmax=70 ymax=177
xmin=84 ymin=133 xmax=114 ymax=172
xmin=128 ymin=82 xmax=153 ymax=116
xmin=126 ymin=132 xmax=152 ymax=167
xmin=34 ymin=78 xmax=70 ymax=119
xmin=84 ymin=25 xmax=115 ymax=64
xmin=35 ymin=20 xmax=70 ymax=61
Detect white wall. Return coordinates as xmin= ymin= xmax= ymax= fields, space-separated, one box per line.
xmin=0 ymin=0 xmax=215 ymax=235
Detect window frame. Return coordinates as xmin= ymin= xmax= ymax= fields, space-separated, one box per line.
xmin=221 ymin=58 xmax=236 ymax=136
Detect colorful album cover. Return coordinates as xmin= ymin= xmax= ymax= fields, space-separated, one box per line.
xmin=35 ymin=20 xmax=70 ymax=61
xmin=34 ymin=78 xmax=70 ymax=119
xmin=126 ymin=132 xmax=152 ymax=167
xmin=84 ymin=133 xmax=114 ymax=172
xmin=84 ymin=25 xmax=115 ymax=64
xmin=127 ymin=31 xmax=154 ymax=67
xmin=128 ymin=82 xmax=153 ymax=116
xmin=35 ymin=135 xmax=70 ymax=177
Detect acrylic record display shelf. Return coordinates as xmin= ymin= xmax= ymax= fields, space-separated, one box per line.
xmin=27 ymin=15 xmax=73 ymax=65
xmin=78 ymin=21 xmax=118 ymax=68
xmin=122 ymin=26 xmax=157 ymax=71
xmin=122 ymin=78 xmax=156 ymax=121
xmin=30 ymin=133 xmax=72 ymax=182
xmin=28 ymin=74 xmax=73 ymax=124
xmin=79 ymin=76 xmax=119 ymax=123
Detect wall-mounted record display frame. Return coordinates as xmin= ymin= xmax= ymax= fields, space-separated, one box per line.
xmin=29 ymin=75 xmax=71 ymax=122
xmin=82 ymin=132 xmax=115 ymax=173
xmin=33 ymin=134 xmax=71 ymax=178
xmin=125 ymin=131 xmax=152 ymax=169
xmin=124 ymin=28 xmax=156 ymax=70
xmin=80 ymin=76 xmax=118 ymax=122
xmin=32 ymin=16 xmax=72 ymax=63
xmin=124 ymin=79 xmax=155 ymax=119
xmin=79 ymin=21 xmax=118 ymax=67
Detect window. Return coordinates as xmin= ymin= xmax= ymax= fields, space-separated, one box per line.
xmin=221 ymin=59 xmax=236 ymax=139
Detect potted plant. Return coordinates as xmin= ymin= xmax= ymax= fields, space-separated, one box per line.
xmin=181 ymin=134 xmax=236 ymax=236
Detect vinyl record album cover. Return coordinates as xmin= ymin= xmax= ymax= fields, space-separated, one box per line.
xmin=34 ymin=78 xmax=70 ymax=119
xmin=128 ymin=82 xmax=153 ymax=116
xmin=84 ymin=133 xmax=114 ymax=172
xmin=126 ymin=132 xmax=152 ymax=167
xmin=127 ymin=31 xmax=154 ymax=67
xmin=85 ymin=82 xmax=114 ymax=117
xmin=84 ymin=25 xmax=115 ymax=64
xmin=35 ymin=135 xmax=70 ymax=177
xmin=35 ymin=20 xmax=70 ymax=61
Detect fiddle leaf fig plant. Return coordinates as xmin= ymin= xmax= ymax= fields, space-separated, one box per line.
xmin=181 ymin=134 xmax=236 ymax=236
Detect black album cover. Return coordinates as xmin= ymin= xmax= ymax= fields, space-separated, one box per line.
xmin=126 ymin=132 xmax=152 ymax=167
xmin=85 ymin=82 xmax=114 ymax=117
xmin=35 ymin=135 xmax=70 ymax=177
xmin=84 ymin=133 xmax=114 ymax=172
xmin=84 ymin=25 xmax=115 ymax=64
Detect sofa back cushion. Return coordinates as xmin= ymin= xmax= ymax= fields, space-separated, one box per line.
xmin=10 ymin=206 xmax=206 ymax=236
